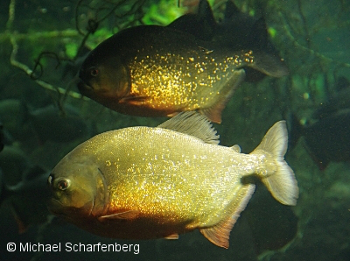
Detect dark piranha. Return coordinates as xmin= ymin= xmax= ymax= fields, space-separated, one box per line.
xmin=78 ymin=25 xmax=283 ymax=123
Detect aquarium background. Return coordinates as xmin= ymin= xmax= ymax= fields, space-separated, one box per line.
xmin=0 ymin=0 xmax=349 ymax=260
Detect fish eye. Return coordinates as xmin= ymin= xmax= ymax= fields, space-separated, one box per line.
xmin=47 ymin=173 xmax=54 ymax=185
xmin=56 ymin=178 xmax=71 ymax=191
xmin=90 ymin=67 xmax=99 ymax=77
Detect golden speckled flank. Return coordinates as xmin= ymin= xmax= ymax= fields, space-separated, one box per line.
xmin=129 ymin=49 xmax=254 ymax=110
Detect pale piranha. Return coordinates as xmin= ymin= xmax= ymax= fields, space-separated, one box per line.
xmin=47 ymin=112 xmax=298 ymax=248
xmin=77 ymin=24 xmax=287 ymax=123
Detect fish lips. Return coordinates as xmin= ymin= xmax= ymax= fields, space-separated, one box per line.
xmin=47 ymin=197 xmax=93 ymax=220
xmin=47 ymin=197 xmax=66 ymax=216
xmin=77 ymin=80 xmax=94 ymax=95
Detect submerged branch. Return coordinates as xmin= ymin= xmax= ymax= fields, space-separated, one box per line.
xmin=0 ymin=29 xmax=80 ymax=43
xmin=9 ymin=33 xmax=86 ymax=100
xmin=6 ymin=0 xmax=87 ymax=101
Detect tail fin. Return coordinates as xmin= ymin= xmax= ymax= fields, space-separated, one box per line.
xmin=252 ymin=121 xmax=298 ymax=206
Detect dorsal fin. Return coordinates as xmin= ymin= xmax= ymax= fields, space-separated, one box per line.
xmin=224 ymin=0 xmax=241 ymax=21
xmin=158 ymin=111 xmax=220 ymax=145
xmin=197 ymin=0 xmax=216 ymax=31
xmin=248 ymin=17 xmax=268 ymax=49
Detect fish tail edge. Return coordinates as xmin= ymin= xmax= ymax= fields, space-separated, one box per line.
xmin=252 ymin=121 xmax=299 ymax=206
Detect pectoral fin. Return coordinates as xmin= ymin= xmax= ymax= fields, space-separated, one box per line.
xmin=164 ymin=233 xmax=179 ymax=240
xmin=119 ymin=95 xmax=150 ymax=106
xmin=98 ymin=210 xmax=139 ymax=221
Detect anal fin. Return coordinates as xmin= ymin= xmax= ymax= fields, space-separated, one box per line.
xmin=200 ymin=69 xmax=245 ymax=123
xmin=200 ymin=184 xmax=255 ymax=248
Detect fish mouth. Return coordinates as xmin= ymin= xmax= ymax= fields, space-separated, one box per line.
xmin=77 ymin=80 xmax=94 ymax=93
xmin=48 ymin=197 xmax=93 ymax=220
xmin=47 ymin=198 xmax=66 ymax=216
